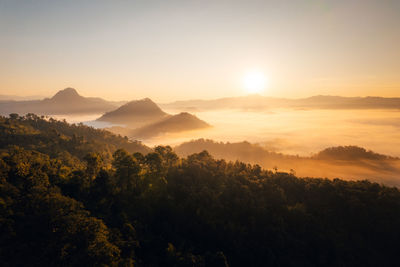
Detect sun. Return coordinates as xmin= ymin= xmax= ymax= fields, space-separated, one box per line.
xmin=242 ymin=70 xmax=267 ymax=94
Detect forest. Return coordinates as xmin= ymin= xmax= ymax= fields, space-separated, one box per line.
xmin=1 ymin=114 xmax=400 ymax=266
xmin=175 ymin=139 xmax=400 ymax=187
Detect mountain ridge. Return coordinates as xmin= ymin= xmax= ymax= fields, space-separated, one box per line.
xmin=160 ymin=94 xmax=400 ymax=111
xmin=0 ymin=88 xmax=121 ymax=115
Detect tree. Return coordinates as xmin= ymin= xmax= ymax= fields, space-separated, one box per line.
xmin=112 ymin=149 xmax=140 ymax=193
xmin=84 ymin=152 xmax=102 ymax=187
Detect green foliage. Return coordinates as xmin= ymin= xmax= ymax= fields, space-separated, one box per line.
xmin=0 ymin=114 xmax=151 ymax=167
xmin=0 ymin=148 xmax=120 ymax=266
xmin=112 ymin=149 xmax=141 ymax=193
xmin=1 ymin=115 xmax=400 ymax=266
xmin=314 ymin=145 xmax=394 ymax=160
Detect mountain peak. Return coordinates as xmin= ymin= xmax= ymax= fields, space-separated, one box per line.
xmin=175 ymin=112 xmax=192 ymax=118
xmin=97 ymin=97 xmax=168 ymax=127
xmin=120 ymin=98 xmax=164 ymax=113
xmin=51 ymin=88 xmax=81 ymax=101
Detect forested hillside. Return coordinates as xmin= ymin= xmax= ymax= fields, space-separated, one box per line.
xmin=1 ymin=115 xmax=400 ymax=266
xmin=175 ymin=139 xmax=400 ymax=186
xmin=0 ymin=113 xmax=150 ymax=167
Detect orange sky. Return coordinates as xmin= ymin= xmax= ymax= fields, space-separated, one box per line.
xmin=1 ymin=0 xmax=400 ymax=101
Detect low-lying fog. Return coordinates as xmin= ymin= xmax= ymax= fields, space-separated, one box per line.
xmin=52 ymin=108 xmax=400 ymax=185
xmin=147 ymin=108 xmax=400 ymax=158
xmin=57 ymin=108 xmax=400 ymax=158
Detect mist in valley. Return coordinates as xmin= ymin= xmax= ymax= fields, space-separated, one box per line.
xmin=156 ymin=108 xmax=400 ymax=156
xmin=54 ymin=107 xmax=400 ymax=186
xmin=4 ymin=0 xmax=400 ymax=264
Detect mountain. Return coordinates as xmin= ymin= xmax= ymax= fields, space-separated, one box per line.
xmin=0 ymin=88 xmax=120 ymax=115
xmin=97 ymin=99 xmax=212 ymax=138
xmin=48 ymin=87 xmax=84 ymax=102
xmin=97 ymin=98 xmax=169 ymax=127
xmin=292 ymin=95 xmax=400 ymax=109
xmin=0 ymin=94 xmax=45 ymax=101
xmin=160 ymin=94 xmax=277 ymax=111
xmin=161 ymin=95 xmax=400 ymax=111
xmin=131 ymin=112 xmax=211 ymax=138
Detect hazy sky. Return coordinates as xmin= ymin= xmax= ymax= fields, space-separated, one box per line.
xmin=1 ymin=0 xmax=400 ymax=101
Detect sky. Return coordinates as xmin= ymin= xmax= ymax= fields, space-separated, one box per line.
xmin=1 ymin=0 xmax=400 ymax=102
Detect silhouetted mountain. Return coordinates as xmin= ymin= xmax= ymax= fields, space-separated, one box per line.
xmin=161 ymin=95 xmax=400 ymax=111
xmin=293 ymin=95 xmax=400 ymax=109
xmin=49 ymin=87 xmax=82 ymax=102
xmin=131 ymin=112 xmax=211 ymax=138
xmin=0 ymin=88 xmax=120 ymax=115
xmin=160 ymin=94 xmax=277 ymax=111
xmin=0 ymin=94 xmax=44 ymax=101
xmin=97 ymin=98 xmax=169 ymax=127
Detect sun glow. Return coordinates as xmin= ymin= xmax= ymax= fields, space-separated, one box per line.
xmin=242 ymin=71 xmax=267 ymax=94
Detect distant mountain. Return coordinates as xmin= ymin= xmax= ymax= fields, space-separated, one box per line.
xmin=131 ymin=112 xmax=211 ymax=139
xmin=48 ymin=87 xmax=85 ymax=102
xmin=293 ymin=95 xmax=400 ymax=109
xmin=0 ymin=94 xmax=45 ymax=101
xmin=0 ymin=88 xmax=120 ymax=115
xmin=97 ymin=98 xmax=169 ymax=127
xmin=161 ymin=95 xmax=400 ymax=111
xmin=160 ymin=94 xmax=275 ymax=111
xmin=98 ymin=99 xmax=212 ymax=138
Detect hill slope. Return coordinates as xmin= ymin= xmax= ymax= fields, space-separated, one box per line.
xmin=0 ymin=113 xmax=151 ymax=166
xmin=131 ymin=112 xmax=211 ymax=138
xmin=313 ymin=145 xmax=395 ymax=160
xmin=97 ymin=98 xmax=169 ymax=127
xmin=1 ymin=122 xmax=400 ymax=266
xmin=174 ymin=139 xmax=400 ymax=186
